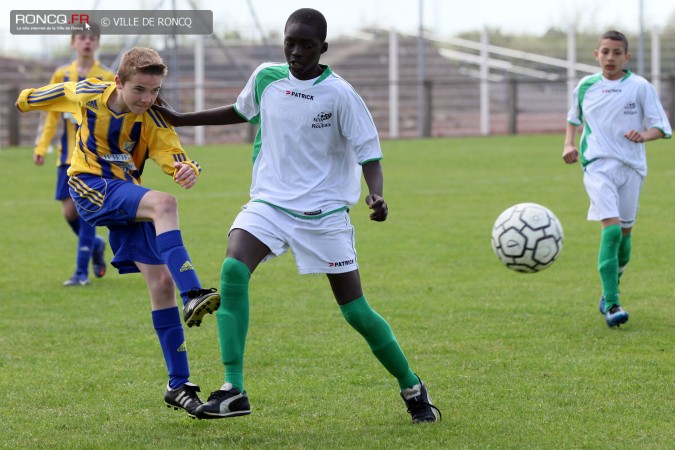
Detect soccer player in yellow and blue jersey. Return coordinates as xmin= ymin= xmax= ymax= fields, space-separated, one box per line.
xmin=33 ymin=24 xmax=114 ymax=286
xmin=17 ymin=47 xmax=220 ymax=418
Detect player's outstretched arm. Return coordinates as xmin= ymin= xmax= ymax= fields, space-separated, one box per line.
xmin=362 ymin=160 xmax=388 ymax=222
xmin=153 ymin=103 xmax=246 ymax=127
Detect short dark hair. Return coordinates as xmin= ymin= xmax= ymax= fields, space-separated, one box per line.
xmin=599 ymin=30 xmax=629 ymax=52
xmin=71 ymin=23 xmax=101 ymax=41
xmin=285 ymin=8 xmax=327 ymax=41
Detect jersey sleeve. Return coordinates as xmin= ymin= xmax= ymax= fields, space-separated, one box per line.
xmin=234 ymin=64 xmax=269 ymax=122
xmin=641 ymin=83 xmax=672 ymax=138
xmin=566 ymin=83 xmax=582 ymax=126
xmin=17 ymin=81 xmax=84 ymax=123
xmin=143 ymin=108 xmax=196 ymax=177
xmin=336 ymin=84 xmax=382 ymax=164
xmin=32 ymin=70 xmax=66 ymax=155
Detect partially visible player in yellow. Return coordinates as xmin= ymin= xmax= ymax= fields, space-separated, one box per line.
xmin=34 ymin=24 xmax=114 ymax=286
xmin=16 ymin=47 xmax=220 ymax=417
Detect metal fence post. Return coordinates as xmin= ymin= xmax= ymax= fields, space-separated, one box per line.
xmin=8 ymin=87 xmax=19 ymax=146
xmin=508 ymin=78 xmax=518 ymax=135
xmin=423 ymin=80 xmax=432 ymax=137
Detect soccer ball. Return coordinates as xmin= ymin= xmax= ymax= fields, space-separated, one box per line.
xmin=491 ymin=203 xmax=564 ymax=273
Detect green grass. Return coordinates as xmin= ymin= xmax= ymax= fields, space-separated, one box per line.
xmin=0 ymin=134 xmax=673 ymax=449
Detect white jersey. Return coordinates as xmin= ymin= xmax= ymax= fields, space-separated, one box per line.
xmin=567 ymin=70 xmax=671 ymax=176
xmin=234 ymin=62 xmax=382 ymax=218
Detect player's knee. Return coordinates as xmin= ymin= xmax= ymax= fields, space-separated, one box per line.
xmin=149 ymin=271 xmax=177 ymax=306
xmin=221 ymin=257 xmax=251 ymax=285
xmin=342 ymin=305 xmax=376 ymax=332
xmin=154 ymin=193 xmax=178 ymax=218
xmin=155 ymin=270 xmax=176 ymax=294
xmin=602 ymin=224 xmax=622 ymax=244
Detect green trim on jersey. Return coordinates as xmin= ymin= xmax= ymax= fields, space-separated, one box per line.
xmin=252 ymin=199 xmax=348 ymax=219
xmin=314 ymin=65 xmax=332 ymax=85
xmin=250 ymin=65 xmax=290 ymax=164
xmin=254 ymin=65 xmax=289 ymax=104
xmin=580 ymin=122 xmax=597 ymax=167
xmin=359 ymin=157 xmax=383 ymax=166
xmin=576 ymin=74 xmax=603 ymax=167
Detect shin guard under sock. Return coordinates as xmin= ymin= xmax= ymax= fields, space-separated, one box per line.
xmin=618 ymin=232 xmax=632 ymax=280
xmin=340 ymin=296 xmax=418 ymax=390
xmin=75 ymin=218 xmax=95 ymax=277
xmin=598 ymin=224 xmax=622 ymax=308
xmin=217 ymin=257 xmax=251 ymax=392
xmin=156 ymin=230 xmax=201 ymax=305
xmin=153 ymin=307 xmax=190 ymax=389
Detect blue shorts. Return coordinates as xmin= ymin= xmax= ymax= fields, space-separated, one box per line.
xmin=68 ymin=174 xmax=164 ymax=274
xmin=55 ymin=165 xmax=70 ymax=201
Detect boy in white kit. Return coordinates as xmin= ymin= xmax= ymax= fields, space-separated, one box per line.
xmin=562 ymin=30 xmax=671 ymax=327
xmin=155 ymin=8 xmax=440 ymax=423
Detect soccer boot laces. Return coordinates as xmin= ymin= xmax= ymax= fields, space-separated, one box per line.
xmin=196 ymin=383 xmax=251 ymax=419
xmin=183 ymin=288 xmax=220 ymax=327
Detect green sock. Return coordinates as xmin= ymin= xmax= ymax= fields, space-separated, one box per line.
xmin=618 ymin=232 xmax=632 ymax=280
xmin=340 ymin=296 xmax=418 ymax=390
xmin=217 ymin=257 xmax=251 ymax=392
xmin=598 ymin=225 xmax=622 ymax=308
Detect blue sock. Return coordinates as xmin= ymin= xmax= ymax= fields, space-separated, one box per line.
xmin=67 ymin=218 xmax=80 ymax=236
xmin=76 ymin=218 xmax=95 ymax=277
xmin=152 ymin=307 xmax=190 ymax=389
xmin=156 ymin=230 xmax=201 ymax=305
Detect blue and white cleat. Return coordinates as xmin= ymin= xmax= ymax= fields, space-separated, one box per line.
xmin=600 ymin=297 xmax=628 ymax=327
xmin=604 ymin=305 xmax=629 ymax=328
xmin=63 ymin=273 xmax=91 ymax=287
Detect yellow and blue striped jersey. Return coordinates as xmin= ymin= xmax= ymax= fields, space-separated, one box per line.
xmin=34 ymin=60 xmax=115 ymax=166
xmin=17 ymin=79 xmax=192 ymax=185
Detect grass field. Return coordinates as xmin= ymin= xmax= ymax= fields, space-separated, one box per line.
xmin=0 ymin=134 xmax=673 ymax=449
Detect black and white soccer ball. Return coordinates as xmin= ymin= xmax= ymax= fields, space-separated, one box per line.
xmin=491 ymin=203 xmax=564 ymax=273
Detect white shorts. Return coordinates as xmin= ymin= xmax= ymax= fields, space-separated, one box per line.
xmin=583 ymin=158 xmax=644 ymax=227
xmin=230 ymin=201 xmax=358 ymax=274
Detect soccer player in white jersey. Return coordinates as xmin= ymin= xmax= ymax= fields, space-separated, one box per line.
xmin=563 ymin=30 xmax=672 ymax=328
xmin=154 ymin=8 xmax=440 ymax=423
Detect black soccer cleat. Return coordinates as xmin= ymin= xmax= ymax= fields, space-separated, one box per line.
xmin=400 ymin=376 xmax=441 ymax=424
xmin=164 ymin=382 xmax=203 ymax=418
xmin=196 ymin=383 xmax=251 ymax=419
xmin=183 ymin=288 xmax=220 ymax=327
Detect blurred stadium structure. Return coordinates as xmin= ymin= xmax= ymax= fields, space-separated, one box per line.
xmin=1 ymin=27 xmax=674 ymax=147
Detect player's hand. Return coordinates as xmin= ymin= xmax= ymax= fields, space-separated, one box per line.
xmin=33 ymin=153 xmax=45 ymax=166
xmin=562 ymin=144 xmax=579 ymax=164
xmin=365 ymin=194 xmax=388 ymax=222
xmin=173 ymin=161 xmax=198 ymax=189
xmin=153 ymin=94 xmax=182 ymax=126
xmin=624 ymin=130 xmax=645 ymax=143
